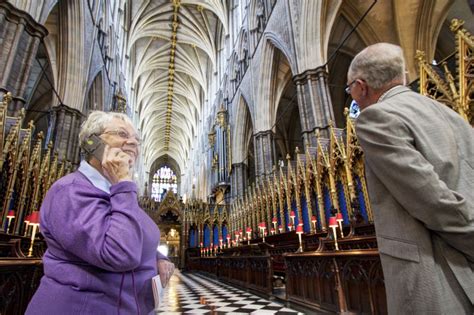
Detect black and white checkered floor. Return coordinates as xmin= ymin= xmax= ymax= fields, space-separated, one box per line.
xmin=155 ymin=270 xmax=305 ymax=314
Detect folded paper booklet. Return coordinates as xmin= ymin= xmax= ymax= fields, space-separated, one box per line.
xmin=152 ymin=275 xmax=164 ymax=309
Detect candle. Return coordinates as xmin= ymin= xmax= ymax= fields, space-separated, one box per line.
xmin=311 ymin=215 xmax=317 ymax=232
xmin=24 ymin=214 xmax=31 ymax=236
xmin=27 ymin=211 xmax=40 ymax=257
xmin=329 ymin=216 xmax=339 ymax=251
xmin=272 ymin=217 xmax=277 ymax=231
xmin=290 ymin=211 xmax=296 ymax=225
xmin=296 ymin=225 xmax=303 ymax=252
xmin=336 ymin=213 xmax=344 ymax=238
xmin=6 ymin=210 xmax=15 ymax=233
xmin=259 ymin=222 xmax=266 ymax=242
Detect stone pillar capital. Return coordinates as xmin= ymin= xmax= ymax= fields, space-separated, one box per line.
xmin=0 ymin=2 xmax=48 ymax=37
xmin=293 ymin=66 xmax=329 ymax=85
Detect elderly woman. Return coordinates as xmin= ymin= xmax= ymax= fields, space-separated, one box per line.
xmin=26 ymin=111 xmax=174 ymax=314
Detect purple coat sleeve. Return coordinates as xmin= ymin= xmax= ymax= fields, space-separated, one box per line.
xmin=42 ymin=180 xmax=144 ymax=272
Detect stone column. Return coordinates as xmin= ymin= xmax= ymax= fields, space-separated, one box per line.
xmin=49 ymin=104 xmax=84 ymax=166
xmin=294 ymin=67 xmax=335 ymax=146
xmin=254 ymin=130 xmax=276 ymax=179
xmin=0 ymin=2 xmax=48 ymax=115
xmin=231 ymin=162 xmax=248 ymax=199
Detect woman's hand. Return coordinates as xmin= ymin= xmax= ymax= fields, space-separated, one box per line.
xmin=157 ymin=260 xmax=175 ymax=288
xmin=101 ymin=146 xmax=132 ymax=184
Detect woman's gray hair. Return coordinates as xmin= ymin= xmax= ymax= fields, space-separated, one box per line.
xmin=79 ymin=111 xmax=134 ymax=152
xmin=348 ymin=43 xmax=406 ymax=90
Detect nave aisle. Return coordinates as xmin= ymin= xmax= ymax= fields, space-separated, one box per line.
xmin=156 ymin=271 xmax=306 ymax=314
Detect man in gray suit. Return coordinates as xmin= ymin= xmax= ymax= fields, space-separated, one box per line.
xmin=348 ymin=43 xmax=474 ymax=314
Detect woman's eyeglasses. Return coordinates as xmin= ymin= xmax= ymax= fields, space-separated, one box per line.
xmin=101 ymin=129 xmax=141 ymax=144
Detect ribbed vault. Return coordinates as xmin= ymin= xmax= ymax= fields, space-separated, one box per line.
xmin=128 ymin=0 xmax=227 ymax=175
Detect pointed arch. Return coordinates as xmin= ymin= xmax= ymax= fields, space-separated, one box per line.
xmin=84 ymin=71 xmax=104 ymax=113
xmin=255 ymin=35 xmax=295 ymax=132
xmin=232 ymin=94 xmax=254 ymax=164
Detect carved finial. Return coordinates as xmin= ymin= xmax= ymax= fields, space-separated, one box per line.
xmin=3 ymin=92 xmax=12 ymax=104
xmin=344 ymin=107 xmax=349 ymax=116
xmin=295 ymin=146 xmax=300 ymax=154
xmin=415 ymin=50 xmax=426 ymax=62
xmin=450 ymin=18 xmax=464 ymax=32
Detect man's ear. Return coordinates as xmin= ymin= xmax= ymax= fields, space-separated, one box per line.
xmin=359 ymin=80 xmax=369 ymax=97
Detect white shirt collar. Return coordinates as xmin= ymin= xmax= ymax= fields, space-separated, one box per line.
xmin=78 ymin=160 xmax=111 ymax=194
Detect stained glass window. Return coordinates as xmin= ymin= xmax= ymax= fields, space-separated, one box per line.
xmin=151 ymin=166 xmax=178 ymax=201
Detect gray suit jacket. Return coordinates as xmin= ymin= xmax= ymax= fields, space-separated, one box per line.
xmin=355 ymin=86 xmax=474 ymax=314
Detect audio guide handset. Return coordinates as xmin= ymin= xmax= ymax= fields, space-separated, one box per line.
xmin=83 ymin=134 xmax=106 ymax=162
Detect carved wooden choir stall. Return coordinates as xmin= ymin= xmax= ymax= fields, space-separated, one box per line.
xmin=0 ymin=92 xmax=71 ymax=315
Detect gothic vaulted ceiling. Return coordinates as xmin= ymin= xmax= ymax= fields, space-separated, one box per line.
xmin=128 ymin=0 xmax=227 ymax=174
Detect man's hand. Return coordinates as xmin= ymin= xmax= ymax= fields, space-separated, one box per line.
xmin=157 ymin=260 xmax=175 ymax=288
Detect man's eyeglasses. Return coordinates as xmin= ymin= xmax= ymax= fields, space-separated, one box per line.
xmin=345 ymin=80 xmax=357 ymax=94
xmin=101 ymin=129 xmax=141 ymax=144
